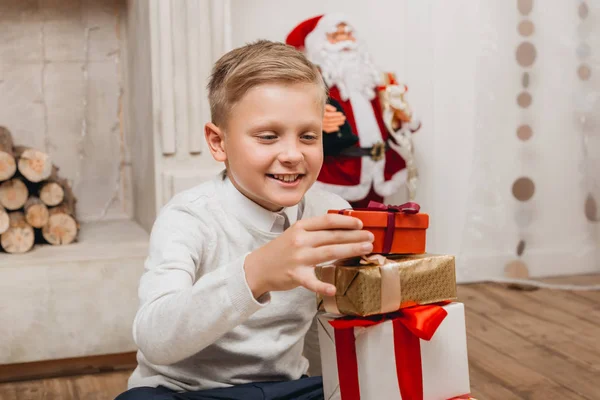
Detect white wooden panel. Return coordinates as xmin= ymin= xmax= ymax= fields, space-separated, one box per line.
xmin=149 ymin=0 xmax=162 ymax=156
xmin=210 ymin=0 xmax=232 ymax=58
xmin=161 ymin=168 xmax=223 ymax=205
xmin=157 ymin=0 xmax=177 ymax=155
xmin=126 ymin=0 xmax=158 ymax=233
xmin=162 ymin=171 xmax=174 ymax=206
xmin=171 ymin=0 xmax=190 ymax=157
xmin=187 ymin=0 xmax=205 ymax=154
xmin=198 ymin=0 xmax=216 ymax=144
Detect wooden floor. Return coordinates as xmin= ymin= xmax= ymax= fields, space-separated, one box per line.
xmin=1 ymin=274 xmax=599 ymax=400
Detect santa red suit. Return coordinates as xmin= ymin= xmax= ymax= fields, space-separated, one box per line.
xmin=286 ymin=14 xmax=420 ymax=208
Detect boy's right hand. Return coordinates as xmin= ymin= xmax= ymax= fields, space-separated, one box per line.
xmin=244 ymin=214 xmax=374 ymax=298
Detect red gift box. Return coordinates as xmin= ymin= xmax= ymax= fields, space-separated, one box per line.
xmin=328 ymin=201 xmax=429 ymax=254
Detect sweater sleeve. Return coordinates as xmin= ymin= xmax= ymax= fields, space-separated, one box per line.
xmin=132 ymin=203 xmax=269 ymax=365
xmin=303 ymin=315 xmax=322 ymax=377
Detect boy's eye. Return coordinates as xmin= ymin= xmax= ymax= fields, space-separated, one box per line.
xmin=257 ymin=133 xmax=278 ymax=141
xmin=301 ymin=133 xmax=319 ymax=141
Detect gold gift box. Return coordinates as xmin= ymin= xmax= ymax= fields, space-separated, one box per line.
xmin=315 ymin=254 xmax=457 ymax=316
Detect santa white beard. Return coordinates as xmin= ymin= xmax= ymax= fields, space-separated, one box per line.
xmin=307 ymin=40 xmax=382 ymax=102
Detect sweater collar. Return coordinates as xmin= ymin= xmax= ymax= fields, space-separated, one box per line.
xmin=220 ymin=172 xmax=299 ymax=233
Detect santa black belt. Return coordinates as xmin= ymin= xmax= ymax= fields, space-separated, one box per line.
xmin=338 ymin=141 xmax=389 ymax=162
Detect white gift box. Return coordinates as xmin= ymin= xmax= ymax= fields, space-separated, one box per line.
xmin=317 ymin=302 xmax=471 ymax=400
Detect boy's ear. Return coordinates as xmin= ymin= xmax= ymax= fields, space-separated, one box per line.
xmin=205 ymin=122 xmax=227 ymax=162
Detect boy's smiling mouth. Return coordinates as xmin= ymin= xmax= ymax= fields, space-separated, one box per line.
xmin=267 ymin=173 xmax=304 ymax=184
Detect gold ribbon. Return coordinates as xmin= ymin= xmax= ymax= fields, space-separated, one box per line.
xmin=322 ymin=255 xmax=402 ymax=315
xmin=360 ymin=255 xmax=402 ymax=313
xmin=321 ymin=265 xmax=340 ymax=314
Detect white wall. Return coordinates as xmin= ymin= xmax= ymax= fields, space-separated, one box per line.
xmin=228 ymin=0 xmax=599 ymax=281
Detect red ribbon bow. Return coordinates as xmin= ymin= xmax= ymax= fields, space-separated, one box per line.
xmin=328 ymin=303 xmax=448 ymax=400
xmin=366 ymin=200 xmax=421 ymax=215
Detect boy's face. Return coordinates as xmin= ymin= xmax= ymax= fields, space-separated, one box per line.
xmin=206 ymin=83 xmax=324 ymax=211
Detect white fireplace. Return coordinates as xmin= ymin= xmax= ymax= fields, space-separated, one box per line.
xmin=0 ymin=0 xmax=230 ymax=364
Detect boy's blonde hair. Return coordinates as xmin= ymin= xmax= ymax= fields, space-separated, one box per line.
xmin=207 ymin=40 xmax=327 ymax=128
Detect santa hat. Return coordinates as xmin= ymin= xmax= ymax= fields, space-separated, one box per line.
xmin=285 ymin=13 xmax=352 ymax=51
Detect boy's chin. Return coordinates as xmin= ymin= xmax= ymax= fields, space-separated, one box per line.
xmin=267 ymin=194 xmax=304 ymax=209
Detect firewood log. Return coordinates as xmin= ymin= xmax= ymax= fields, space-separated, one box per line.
xmin=0 ymin=178 xmax=29 ymax=210
xmin=0 ymin=211 xmax=34 ymax=253
xmin=39 ymin=181 xmax=65 ymax=206
xmin=38 ymin=167 xmax=69 ymax=207
xmin=24 ymin=196 xmax=49 ymax=228
xmin=0 ymin=127 xmax=17 ymax=181
xmin=0 ymin=205 xmax=9 ymax=235
xmin=42 ymin=183 xmax=78 ymax=245
xmin=42 ymin=211 xmax=78 ymax=246
xmin=15 ymin=146 xmax=52 ymax=183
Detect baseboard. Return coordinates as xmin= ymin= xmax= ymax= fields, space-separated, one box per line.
xmin=0 ymin=352 xmax=137 ymax=383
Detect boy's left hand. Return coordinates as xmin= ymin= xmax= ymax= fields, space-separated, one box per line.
xmin=244 ymin=213 xmax=373 ymax=298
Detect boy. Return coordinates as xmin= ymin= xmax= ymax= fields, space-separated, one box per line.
xmin=115 ymin=40 xmax=374 ymax=400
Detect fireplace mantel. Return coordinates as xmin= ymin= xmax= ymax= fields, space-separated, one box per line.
xmin=0 ymin=0 xmax=233 ymax=365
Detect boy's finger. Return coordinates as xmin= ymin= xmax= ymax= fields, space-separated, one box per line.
xmin=294 ymin=268 xmax=336 ymax=296
xmin=305 ymin=242 xmax=373 ymax=266
xmin=307 ymin=229 xmax=374 ymax=247
xmin=300 ymin=214 xmax=363 ymax=231
xmin=325 ymin=104 xmax=337 ymax=112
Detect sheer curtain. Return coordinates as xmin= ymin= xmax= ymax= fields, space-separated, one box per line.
xmin=458 ymin=0 xmax=600 ymax=282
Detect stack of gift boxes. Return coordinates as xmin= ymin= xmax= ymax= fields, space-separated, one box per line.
xmin=315 ymin=201 xmax=475 ymax=400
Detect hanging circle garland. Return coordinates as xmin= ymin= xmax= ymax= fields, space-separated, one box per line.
xmin=518 ymin=20 xmax=535 ymax=37
xmin=577 ymin=1 xmax=599 ymax=223
xmin=516 ymin=42 xmax=537 ymax=67
xmin=507 ymin=0 xmax=538 ymax=278
xmin=522 ymin=72 xmax=530 ymax=88
xmin=512 ymin=177 xmax=535 ymax=201
xmin=578 ymin=64 xmax=591 ymax=81
xmin=518 ymin=0 xmax=533 ymax=16
xmin=579 ymin=2 xmax=589 ymax=19
xmin=517 ymin=92 xmax=533 ymax=108
xmin=517 ymin=124 xmax=533 ymax=141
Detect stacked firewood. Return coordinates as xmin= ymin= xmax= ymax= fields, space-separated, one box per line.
xmin=0 ymin=127 xmax=79 ymax=254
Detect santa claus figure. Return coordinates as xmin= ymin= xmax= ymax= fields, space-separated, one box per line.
xmin=286 ymin=13 xmax=421 ymax=208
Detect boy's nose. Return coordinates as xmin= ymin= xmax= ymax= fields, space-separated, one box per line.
xmin=278 ymin=146 xmax=303 ymax=164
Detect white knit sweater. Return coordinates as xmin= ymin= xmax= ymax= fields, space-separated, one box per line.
xmin=127 ymin=172 xmax=349 ymax=392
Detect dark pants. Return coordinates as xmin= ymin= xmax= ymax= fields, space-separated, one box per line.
xmin=115 ymin=376 xmax=324 ymax=400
